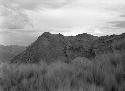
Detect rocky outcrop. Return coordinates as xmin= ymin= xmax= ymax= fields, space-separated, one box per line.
xmin=10 ymin=32 xmax=125 ymax=64
xmin=11 ymin=32 xmax=97 ymax=63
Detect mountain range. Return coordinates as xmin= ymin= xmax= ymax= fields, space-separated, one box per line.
xmin=0 ymin=45 xmax=25 ymax=62
xmin=10 ymin=32 xmax=125 ymax=64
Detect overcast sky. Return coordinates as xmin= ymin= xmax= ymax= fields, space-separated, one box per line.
xmin=0 ymin=0 xmax=125 ymax=46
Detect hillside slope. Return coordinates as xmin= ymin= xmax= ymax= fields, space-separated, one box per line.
xmin=11 ymin=32 xmax=125 ymax=64
xmin=0 ymin=45 xmax=25 ymax=62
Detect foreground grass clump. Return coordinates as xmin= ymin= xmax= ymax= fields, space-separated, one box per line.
xmin=0 ymin=63 xmax=47 ymax=91
xmin=0 ymin=50 xmax=125 ymax=91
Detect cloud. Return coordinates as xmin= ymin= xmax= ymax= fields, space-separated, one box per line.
xmin=0 ymin=0 xmax=124 ymax=30
xmin=93 ymin=29 xmax=103 ymax=34
xmin=0 ymin=0 xmax=73 ymax=30
xmin=1 ymin=12 xmax=33 ymax=29
xmin=110 ymin=21 xmax=125 ymax=28
xmin=0 ymin=2 xmax=33 ymax=29
xmin=0 ymin=29 xmax=37 ymax=45
xmin=1 ymin=0 xmax=72 ymax=10
xmin=1 ymin=0 xmax=125 ymax=45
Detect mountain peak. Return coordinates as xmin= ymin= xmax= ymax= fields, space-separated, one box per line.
xmin=10 ymin=32 xmax=125 ymax=64
xmin=37 ymin=32 xmax=51 ymax=39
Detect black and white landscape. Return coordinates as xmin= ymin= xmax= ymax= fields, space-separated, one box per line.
xmin=0 ymin=0 xmax=125 ymax=91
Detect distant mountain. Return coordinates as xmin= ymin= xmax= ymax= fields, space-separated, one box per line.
xmin=11 ymin=32 xmax=125 ymax=64
xmin=0 ymin=45 xmax=25 ymax=62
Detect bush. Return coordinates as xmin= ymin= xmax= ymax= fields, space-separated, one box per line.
xmin=112 ymin=39 xmax=125 ymax=51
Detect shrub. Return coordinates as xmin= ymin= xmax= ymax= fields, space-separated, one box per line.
xmin=112 ymin=39 xmax=125 ymax=51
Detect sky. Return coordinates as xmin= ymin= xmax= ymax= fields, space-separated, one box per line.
xmin=0 ymin=0 xmax=125 ymax=46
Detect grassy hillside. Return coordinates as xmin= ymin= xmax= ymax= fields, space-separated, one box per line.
xmin=10 ymin=32 xmax=125 ymax=64
xmin=0 ymin=45 xmax=25 ymax=62
xmin=0 ymin=50 xmax=125 ymax=91
xmin=0 ymin=33 xmax=125 ymax=91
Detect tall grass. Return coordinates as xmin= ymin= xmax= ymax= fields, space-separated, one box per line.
xmin=0 ymin=50 xmax=125 ymax=91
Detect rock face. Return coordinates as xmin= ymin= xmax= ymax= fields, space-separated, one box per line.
xmin=11 ymin=32 xmax=125 ymax=64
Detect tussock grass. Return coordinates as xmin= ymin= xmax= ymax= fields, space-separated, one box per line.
xmin=0 ymin=50 xmax=125 ymax=91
